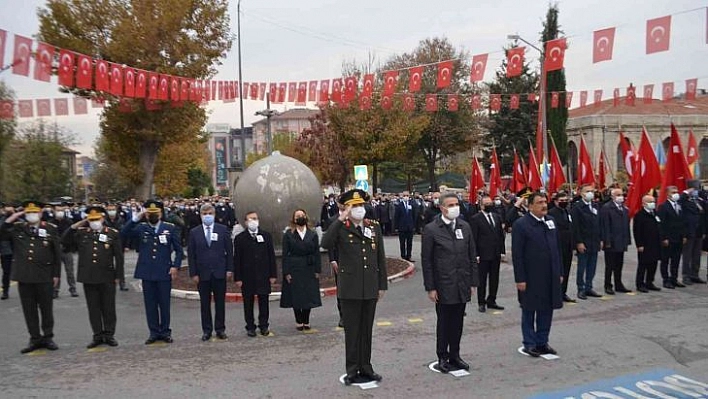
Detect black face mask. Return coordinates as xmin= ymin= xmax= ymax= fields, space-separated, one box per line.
xmin=483 ymin=205 xmax=493 ymax=212
xmin=147 ymin=214 xmax=160 ymax=224
xmin=295 ymin=217 xmax=308 ymax=226
xmin=557 ymin=201 xmax=569 ymax=209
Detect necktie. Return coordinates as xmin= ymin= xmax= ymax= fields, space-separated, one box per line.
xmin=487 ymin=213 xmax=494 ymax=227
xmin=206 ymin=226 xmax=211 ymax=247
xmin=356 ymin=225 xmax=363 ymax=234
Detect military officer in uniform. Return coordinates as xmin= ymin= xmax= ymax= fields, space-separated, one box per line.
xmin=121 ymin=200 xmax=183 ymax=344
xmin=321 ymin=189 xmax=388 ymax=386
xmin=63 ymin=206 xmax=124 ymax=348
xmin=0 ymin=201 xmax=61 ymax=353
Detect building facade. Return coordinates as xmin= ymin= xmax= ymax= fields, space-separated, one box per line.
xmin=251 ymin=108 xmax=319 ymax=154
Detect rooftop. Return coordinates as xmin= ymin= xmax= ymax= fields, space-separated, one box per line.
xmin=252 ymin=108 xmax=319 ymax=125
xmin=568 ymin=94 xmax=708 ymax=118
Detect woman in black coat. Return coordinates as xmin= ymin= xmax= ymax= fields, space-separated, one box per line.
xmin=280 ymin=209 xmax=322 ymax=330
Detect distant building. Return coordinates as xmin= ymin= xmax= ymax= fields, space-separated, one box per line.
xmin=205 ymin=123 xmax=255 ymax=190
xmin=75 ymin=156 xmax=97 ymax=180
xmin=251 ymin=108 xmax=319 ymax=153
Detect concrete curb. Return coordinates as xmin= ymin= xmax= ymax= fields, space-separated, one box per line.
xmin=132 ymin=259 xmax=417 ymax=303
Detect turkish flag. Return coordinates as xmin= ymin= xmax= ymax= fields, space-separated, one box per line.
xmin=95 ymin=60 xmax=110 ymax=92
xmin=159 ymin=74 xmax=169 ymax=100
xmin=598 ymin=149 xmax=607 ymax=190
xmin=626 ymin=128 xmax=661 ymax=217
xmin=577 ymin=136 xmax=596 ymax=186
xmin=403 ymin=94 xmax=415 ymax=112
xmin=662 ymin=82 xmax=674 ymax=102
xmin=592 ymin=27 xmax=615 ymax=63
xmin=250 ymin=82 xmax=258 ymax=100
xmin=489 ymin=148 xmax=502 ymax=196
xmin=258 ymin=83 xmax=266 ymax=101
xmin=109 ymin=63 xmax=123 ymax=96
xmin=179 ymin=78 xmax=189 ymax=101
xmin=147 ymin=73 xmax=159 ymax=100
xmin=437 ymin=61 xmax=453 ymax=89
xmin=278 ymin=82 xmax=287 ymax=103
xmin=643 ymin=84 xmax=654 ymax=104
xmin=594 ymin=90 xmax=603 ymax=107
xmin=551 ymin=92 xmax=559 ymax=108
xmin=0 ymin=100 xmax=14 ymax=120
xmin=489 ymin=94 xmax=501 ymax=112
xmin=359 ymin=95 xmax=372 ymax=111
xmin=506 ymin=47 xmax=525 ymax=78
xmin=73 ymin=97 xmax=88 ymax=115
xmin=580 ymin=91 xmax=588 ymax=107
xmin=268 ymin=83 xmax=277 ymax=102
xmin=53 ymin=99 xmax=68 ymax=116
xmin=319 ymin=80 xmax=329 ymax=103
xmin=18 ymin=100 xmax=33 ymax=117
xmin=308 ymin=81 xmax=318 ymax=102
xmin=686 ymin=78 xmax=698 ymax=101
xmin=646 ymin=15 xmax=671 ymax=54
xmin=509 ymin=94 xmax=520 ymax=110
xmin=425 ymin=94 xmax=438 ymax=112
xmin=170 ymin=77 xmax=180 ymax=101
xmin=512 ymin=149 xmax=527 ymax=193
xmin=613 ymin=88 xmax=620 ymax=107
xmin=0 ymin=30 xmax=6 ymax=71
xmin=528 ymin=93 xmax=537 ymax=103
xmin=135 ymin=70 xmax=147 ymax=98
xmin=331 ymin=79 xmax=342 ymax=103
xmin=625 ymin=85 xmax=636 ymax=106
xmin=57 ymin=50 xmax=75 ymax=87
xmin=12 ymin=34 xmax=32 ymax=76
xmin=380 ymin=95 xmax=392 ymax=110
xmin=344 ymin=76 xmax=357 ymax=102
xmin=470 ymin=53 xmax=488 ymax=83
xmin=447 ymin=94 xmax=459 ymax=112
xmin=619 ymin=131 xmax=635 ymax=177
xmin=565 ymin=91 xmax=573 ymax=108
xmin=409 ymin=67 xmax=423 ymax=92
xmin=362 ymin=74 xmax=374 ymax=96
xmin=544 ymin=38 xmax=566 ymax=72
xmin=36 ymin=99 xmax=51 ymax=117
xmin=383 ymin=71 xmax=397 ymax=95
xmin=527 ymin=145 xmax=543 ymax=191
xmin=548 ymin=139 xmax=566 ymax=194
xmin=33 ymin=42 xmax=54 ymax=82
xmin=287 ymin=82 xmax=297 ymax=103
xmin=471 ymin=94 xmax=481 ymax=110
xmin=469 ymin=157 xmax=485 ymax=204
xmin=296 ymin=82 xmax=307 ymax=105
xmin=659 ymin=123 xmax=692 ymax=202
xmin=217 ymin=81 xmax=224 ymax=100
xmin=687 ymin=129 xmax=699 ymax=177
xmin=124 ymin=68 xmax=135 ymax=97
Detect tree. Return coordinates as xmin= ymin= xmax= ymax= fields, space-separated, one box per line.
xmin=38 ymin=0 xmax=232 ymax=199
xmin=0 ymin=82 xmax=17 ymax=200
xmin=186 ymin=167 xmax=212 ymax=198
xmin=541 ymin=3 xmax=569 ymax=163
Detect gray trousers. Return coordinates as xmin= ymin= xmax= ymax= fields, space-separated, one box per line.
xmin=681 ymin=235 xmax=703 ymax=280
xmin=55 ymin=252 xmax=76 ymax=291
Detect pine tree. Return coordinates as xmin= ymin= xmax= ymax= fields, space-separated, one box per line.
xmin=541 ymin=3 xmax=569 ymax=163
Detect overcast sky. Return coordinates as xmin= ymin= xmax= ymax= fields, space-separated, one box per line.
xmin=1 ymin=0 xmax=706 ymax=156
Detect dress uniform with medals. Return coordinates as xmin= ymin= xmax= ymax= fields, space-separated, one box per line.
xmin=320 ymin=189 xmax=388 ymax=386
xmin=63 ymin=206 xmax=124 ymax=348
xmin=0 ymin=201 xmax=61 ymax=353
xmin=121 ymin=200 xmax=183 ymax=344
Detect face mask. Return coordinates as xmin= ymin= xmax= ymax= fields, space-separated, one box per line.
xmin=350 ymin=206 xmax=367 ymax=221
xmin=147 ymin=214 xmax=160 ymax=224
xmin=615 ymin=196 xmax=625 ymax=204
xmin=107 ymin=210 xmax=117 ymax=217
xmin=691 ymin=190 xmax=699 ymax=198
xmin=55 ymin=211 xmax=65 ymax=219
xmin=247 ymin=220 xmax=259 ymax=232
xmin=584 ymin=192 xmax=595 ymax=201
xmin=25 ymin=213 xmax=40 ymax=224
xmin=89 ymin=221 xmax=103 ymax=231
xmin=202 ymin=214 xmax=214 ymax=226
xmin=433 ymin=198 xmax=439 ymax=205
xmin=295 ymin=216 xmax=308 ymax=226
xmin=557 ymin=201 xmax=569 ymax=209
xmin=494 ymin=200 xmax=501 ymax=206
xmin=646 ymin=202 xmax=656 ymax=210
xmin=446 ymin=206 xmax=460 ymax=219
xmin=670 ymin=193 xmax=680 ymax=202
xmin=483 ymin=205 xmax=493 ymax=212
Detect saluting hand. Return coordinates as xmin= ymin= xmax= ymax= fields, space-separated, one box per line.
xmin=5 ymin=210 xmax=25 ymax=223
xmin=338 ymin=205 xmax=351 ymax=222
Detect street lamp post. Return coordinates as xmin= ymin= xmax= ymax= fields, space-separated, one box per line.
xmin=236 ymin=0 xmax=246 ymax=170
xmin=255 ymin=94 xmax=279 ymax=155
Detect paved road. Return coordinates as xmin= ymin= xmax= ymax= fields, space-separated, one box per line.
xmin=1 ymin=234 xmax=708 ymax=398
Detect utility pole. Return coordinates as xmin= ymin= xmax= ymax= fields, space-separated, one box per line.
xmin=255 ymin=94 xmax=279 ymax=154
xmin=236 ymin=0 xmax=246 ymax=170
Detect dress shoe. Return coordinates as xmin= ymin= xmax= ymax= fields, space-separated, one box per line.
xmin=637 ymin=286 xmax=649 ymax=293
xmin=449 ymin=356 xmax=470 ymax=370
xmin=646 ymin=284 xmax=661 ymax=291
xmin=21 ymin=343 xmax=41 ymax=354
xmin=104 ymin=337 xmax=118 ymax=347
xmin=690 ymin=277 xmax=707 ymax=284
xmin=119 ymin=282 xmax=129 ymax=291
xmin=246 ymin=329 xmax=257 ymax=337
xmin=604 ymin=288 xmax=615 ymax=295
xmin=674 ymin=281 xmax=686 ymax=288
xmin=537 ymin=344 xmax=557 ymax=355
xmin=487 ymin=303 xmax=505 ymax=311
xmin=663 ymin=281 xmax=675 ymax=289
xmin=586 ymin=290 xmax=602 ymax=298
xmin=162 ymin=336 xmax=173 ymax=343
xmin=478 ymin=305 xmax=486 ymax=313
xmin=615 ymin=286 xmax=632 ymax=293
xmin=343 ymin=374 xmax=365 ymax=385
xmin=562 ymin=294 xmax=576 ymax=303
xmin=577 ymin=292 xmax=587 ymax=300
xmin=360 ymin=372 xmax=383 ymax=382
xmin=1 ymin=291 xmax=8 ymax=300
xmin=86 ymin=339 xmax=102 ymax=349
xmin=70 ymin=290 xmax=79 ymax=298
xmin=145 ymin=337 xmax=158 ymax=345
xmin=303 ymin=325 xmax=311 ymax=331
xmin=201 ymin=334 xmax=212 ymax=342
xmin=260 ymin=329 xmax=270 ymax=336
xmin=296 ymin=325 xmax=304 ymax=331
xmin=216 ymin=332 xmax=228 ymax=340
xmin=52 ymin=291 xmax=59 ymax=299
xmin=43 ymin=339 xmax=58 ymax=350
xmin=435 ymin=359 xmax=453 ymax=373
xmin=521 ymin=347 xmax=541 ymax=358
xmin=682 ymin=279 xmax=693 ymax=286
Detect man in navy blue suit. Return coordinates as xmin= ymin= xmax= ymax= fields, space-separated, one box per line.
xmin=394 ymin=191 xmax=416 ymax=261
xmin=121 ymin=200 xmax=183 ymax=344
xmin=188 ymin=204 xmax=234 ymax=341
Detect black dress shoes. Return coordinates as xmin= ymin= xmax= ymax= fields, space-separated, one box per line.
xmin=478 ymin=305 xmax=486 ymax=313
xmin=562 ymin=295 xmax=576 ymax=303
xmin=537 ymin=344 xmax=557 ymax=355
xmin=1 ymin=291 xmax=8 ymax=300
xmin=604 ymin=287 xmax=615 ymax=295
xmin=487 ymin=303 xmax=505 ymax=310
xmin=586 ymin=289 xmax=602 ymax=297
xmin=691 ymin=277 xmax=707 ymax=284
xmin=70 ymin=290 xmax=79 ymax=298
xmin=637 ymin=286 xmax=649 ymax=293
xmin=104 ymin=337 xmax=118 ymax=347
xmin=162 ymin=336 xmax=173 ymax=343
xmin=615 ymin=286 xmax=632 ymax=293
xmin=663 ymin=281 xmax=675 ymax=289
xmin=21 ymin=343 xmax=42 ymax=354
xmin=216 ymin=332 xmax=228 ymax=340
xmin=449 ymin=356 xmax=470 ymax=370
xmin=260 ymin=329 xmax=270 ymax=336
xmin=343 ymin=374 xmax=365 ymax=385
xmin=682 ymin=279 xmax=694 ymax=286
xmin=435 ymin=359 xmax=453 ymax=373
xmin=360 ymin=372 xmax=383 ymax=382
xmin=674 ymin=281 xmax=686 ymax=288
xmin=577 ymin=291 xmax=587 ymax=300
xmin=646 ymin=284 xmax=662 ymax=291
xmin=43 ymin=339 xmax=58 ymax=350
xmin=201 ymin=334 xmax=212 ymax=342
xmin=145 ymin=337 xmax=158 ymax=345
xmin=119 ymin=283 xmax=129 ymax=291
xmin=246 ymin=330 xmax=257 ymax=337
xmin=86 ymin=339 xmax=102 ymax=349
xmin=522 ymin=347 xmax=541 ymax=357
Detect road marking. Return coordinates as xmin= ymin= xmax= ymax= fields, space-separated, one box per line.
xmin=626 ymin=292 xmax=637 ymax=296
xmin=26 ymin=350 xmax=48 ymax=356
xmin=566 ymin=302 xmax=577 ymax=305
xmin=599 ymin=296 xmax=613 ymax=300
xmin=303 ymin=329 xmax=318 ymax=334
xmin=492 ymin=311 xmax=503 ymax=315
xmin=408 ymin=318 xmax=423 ymax=323
xmin=376 ymin=321 xmax=392 ymax=327
xmin=147 ymin=342 xmax=168 ymax=347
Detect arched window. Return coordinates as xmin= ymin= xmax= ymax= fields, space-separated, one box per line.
xmin=568 ymin=141 xmax=578 ymax=184
xmin=699 ymin=138 xmax=708 ymax=179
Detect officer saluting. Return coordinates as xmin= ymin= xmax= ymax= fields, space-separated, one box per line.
xmin=63 ymin=206 xmax=124 ymax=348
xmin=321 ymin=189 xmax=388 ymax=386
xmin=121 ymin=200 xmax=183 ymax=344
xmin=0 ymin=201 xmax=61 ymax=353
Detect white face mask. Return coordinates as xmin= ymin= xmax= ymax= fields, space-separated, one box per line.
xmin=89 ymin=221 xmax=103 ymax=231
xmin=433 ymin=198 xmax=439 ymax=205
xmin=25 ymin=213 xmax=40 ymax=224
xmin=615 ymin=196 xmax=624 ymax=204
xmin=670 ymin=193 xmax=680 ymax=202
xmin=350 ymin=206 xmax=367 ymax=221
xmin=584 ymin=192 xmax=595 ymax=202
xmin=446 ymin=206 xmax=460 ymax=219
xmin=247 ymin=220 xmax=259 ymax=232
xmin=107 ymin=210 xmax=117 ymax=217
xmin=55 ymin=211 xmax=65 ymax=219
xmin=646 ymin=202 xmax=656 ymax=210
xmin=494 ymin=200 xmax=502 ymax=206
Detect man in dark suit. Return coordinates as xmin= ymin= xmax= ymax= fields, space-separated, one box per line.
xmin=63 ymin=206 xmax=124 ymax=348
xmin=423 ymin=192 xmax=442 ymax=225
xmin=633 ymin=195 xmax=663 ymax=292
xmin=471 ymin=195 xmax=505 ymax=313
xmin=505 ymin=189 xmax=531 ymax=233
xmin=548 ymin=192 xmax=575 ymax=302
xmin=321 ymin=194 xmax=338 ymax=230
xmin=394 ymin=191 xmax=416 ymax=261
xmin=679 ymin=180 xmax=706 ymax=285
xmin=422 ymin=192 xmax=478 ymax=373
xmin=657 ymin=186 xmax=688 ymax=289
xmin=121 ymin=200 xmax=183 ymax=344
xmin=512 ymin=192 xmax=563 ymax=358
xmin=1 ymin=201 xmax=61 ymax=353
xmin=188 ymin=204 xmax=234 ymax=341
xmin=321 ymin=189 xmax=387 ymax=386
xmin=571 ymin=184 xmax=602 ymax=300
xmin=599 ymin=188 xmax=632 ymax=295
xmin=234 ymin=211 xmax=277 ymax=337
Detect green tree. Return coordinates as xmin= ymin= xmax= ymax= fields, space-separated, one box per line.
xmin=38 ymin=0 xmax=232 ymax=199
xmin=541 ymin=2 xmax=569 ymax=163
xmin=0 ymin=82 xmax=17 ymax=200
xmin=186 ymin=167 xmax=212 ymax=198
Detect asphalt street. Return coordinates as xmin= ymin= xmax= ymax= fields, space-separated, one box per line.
xmin=1 ymin=235 xmax=708 ymax=398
